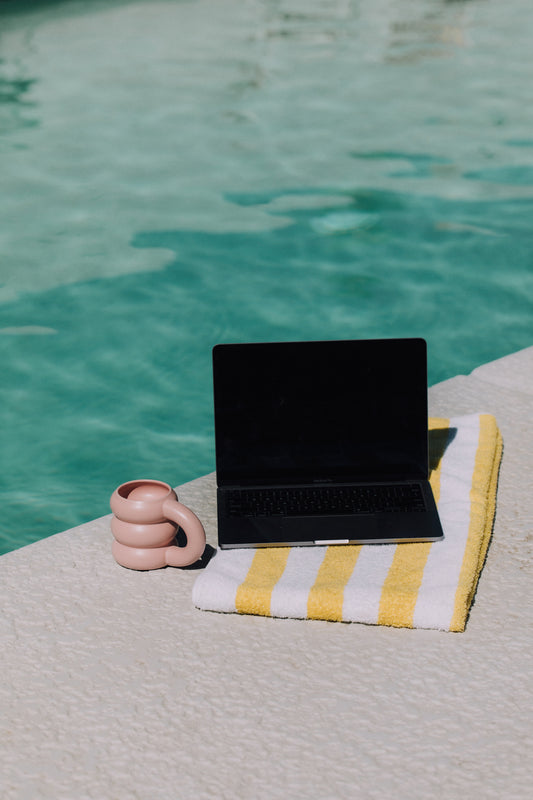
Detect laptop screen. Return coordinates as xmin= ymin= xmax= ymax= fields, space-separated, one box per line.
xmin=213 ymin=338 xmax=429 ymax=486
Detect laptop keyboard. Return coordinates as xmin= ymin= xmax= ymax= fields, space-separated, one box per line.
xmin=226 ymin=484 xmax=426 ymax=517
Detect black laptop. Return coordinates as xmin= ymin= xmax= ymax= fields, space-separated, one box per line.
xmin=213 ymin=338 xmax=444 ymax=548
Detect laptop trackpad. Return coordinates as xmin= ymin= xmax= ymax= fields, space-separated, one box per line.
xmin=281 ymin=514 xmax=379 ymax=542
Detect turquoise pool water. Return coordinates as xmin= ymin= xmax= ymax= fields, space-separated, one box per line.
xmin=1 ymin=0 xmax=532 ymax=553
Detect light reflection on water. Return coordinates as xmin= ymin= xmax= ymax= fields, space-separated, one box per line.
xmin=0 ymin=0 xmax=532 ymax=552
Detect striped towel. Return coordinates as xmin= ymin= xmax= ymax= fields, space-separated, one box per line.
xmin=193 ymin=414 xmax=502 ymax=632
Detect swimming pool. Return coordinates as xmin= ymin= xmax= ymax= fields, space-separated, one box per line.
xmin=1 ymin=0 xmax=532 ymax=553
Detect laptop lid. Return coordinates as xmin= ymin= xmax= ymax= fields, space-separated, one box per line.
xmin=213 ymin=338 xmax=429 ymax=488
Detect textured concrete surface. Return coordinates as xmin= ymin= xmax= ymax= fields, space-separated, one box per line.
xmin=1 ymin=347 xmax=532 ymax=800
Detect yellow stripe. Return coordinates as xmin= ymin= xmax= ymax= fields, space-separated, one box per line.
xmin=235 ymin=548 xmax=290 ymax=616
xmin=307 ymin=546 xmax=361 ymax=621
xmin=450 ymin=414 xmax=502 ymax=631
xmin=377 ymin=417 xmax=450 ymax=628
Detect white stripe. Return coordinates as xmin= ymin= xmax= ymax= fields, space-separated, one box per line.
xmin=192 ymin=548 xmax=255 ymax=613
xmin=412 ymin=414 xmax=480 ymax=630
xmin=270 ymin=546 xmax=326 ymax=619
xmin=342 ymin=544 xmax=397 ymax=624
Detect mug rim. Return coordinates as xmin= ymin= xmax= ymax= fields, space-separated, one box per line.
xmin=116 ymin=479 xmax=172 ymax=502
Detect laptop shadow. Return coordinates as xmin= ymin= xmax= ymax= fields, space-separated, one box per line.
xmin=429 ymin=426 xmax=457 ymax=475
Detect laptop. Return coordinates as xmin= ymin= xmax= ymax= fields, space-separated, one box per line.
xmin=212 ymin=338 xmax=444 ymax=548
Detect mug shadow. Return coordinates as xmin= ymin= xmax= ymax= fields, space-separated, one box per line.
xmin=179 ymin=542 xmax=217 ymax=571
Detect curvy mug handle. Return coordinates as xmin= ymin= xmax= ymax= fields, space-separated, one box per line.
xmin=162 ymin=497 xmax=206 ymax=567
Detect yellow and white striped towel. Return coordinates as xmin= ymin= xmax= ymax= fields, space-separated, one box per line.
xmin=193 ymin=414 xmax=502 ymax=631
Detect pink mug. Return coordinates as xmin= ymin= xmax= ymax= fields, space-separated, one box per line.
xmin=110 ymin=479 xmax=206 ymax=570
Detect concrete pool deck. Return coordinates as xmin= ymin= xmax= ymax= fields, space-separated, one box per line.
xmin=1 ymin=346 xmax=532 ymax=799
